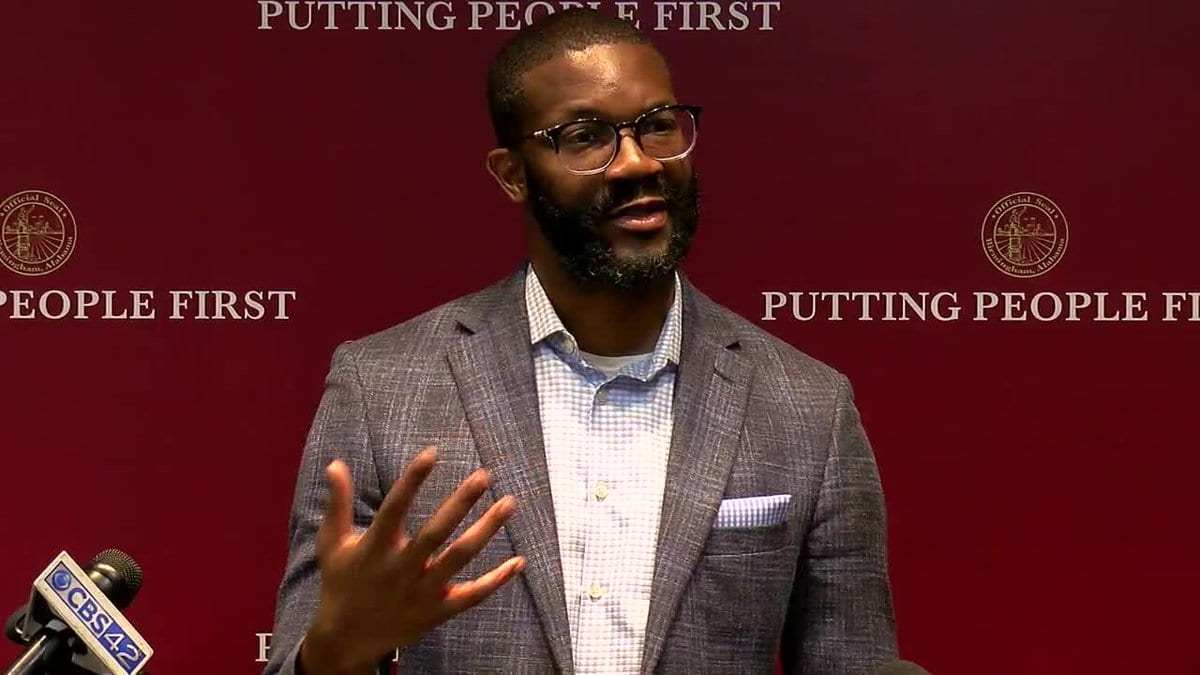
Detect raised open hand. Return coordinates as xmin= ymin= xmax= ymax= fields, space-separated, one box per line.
xmin=299 ymin=447 xmax=523 ymax=675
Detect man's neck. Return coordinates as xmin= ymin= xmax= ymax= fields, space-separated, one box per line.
xmin=530 ymin=258 xmax=675 ymax=357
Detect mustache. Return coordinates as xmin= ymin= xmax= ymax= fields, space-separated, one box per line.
xmin=589 ymin=177 xmax=694 ymax=220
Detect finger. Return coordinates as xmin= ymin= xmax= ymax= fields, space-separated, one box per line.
xmin=425 ymin=496 xmax=517 ymax=584
xmin=440 ymin=557 xmax=525 ymax=615
xmin=403 ymin=468 xmax=491 ymax=565
xmin=365 ymin=446 xmax=437 ymax=551
xmin=316 ymin=459 xmax=353 ymax=556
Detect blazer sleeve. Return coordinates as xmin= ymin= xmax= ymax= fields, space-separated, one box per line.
xmin=779 ymin=375 xmax=898 ymax=674
xmin=264 ymin=343 xmax=387 ymax=675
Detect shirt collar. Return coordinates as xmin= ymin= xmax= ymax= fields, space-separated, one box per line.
xmin=525 ymin=265 xmax=683 ymax=373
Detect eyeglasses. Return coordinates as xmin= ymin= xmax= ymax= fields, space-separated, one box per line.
xmin=521 ymin=104 xmax=702 ymax=175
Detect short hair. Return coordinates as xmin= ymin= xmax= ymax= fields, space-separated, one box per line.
xmin=486 ymin=8 xmax=653 ymax=148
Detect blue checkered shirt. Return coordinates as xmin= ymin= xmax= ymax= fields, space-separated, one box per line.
xmin=525 ymin=266 xmax=682 ymax=674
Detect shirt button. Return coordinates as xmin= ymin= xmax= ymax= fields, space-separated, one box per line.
xmin=559 ymin=336 xmax=576 ymax=354
xmin=595 ymin=389 xmax=609 ymax=405
xmin=594 ymin=482 xmax=609 ymax=501
xmin=588 ymin=584 xmax=604 ymax=600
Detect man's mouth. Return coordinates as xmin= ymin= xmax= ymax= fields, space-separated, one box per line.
xmin=605 ymin=197 xmax=669 ymax=232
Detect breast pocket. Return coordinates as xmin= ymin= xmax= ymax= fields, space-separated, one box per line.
xmin=702 ymin=494 xmax=795 ymax=556
xmin=702 ymin=520 xmax=791 ymax=556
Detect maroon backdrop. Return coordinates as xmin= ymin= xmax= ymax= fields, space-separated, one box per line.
xmin=2 ymin=1 xmax=1198 ymax=673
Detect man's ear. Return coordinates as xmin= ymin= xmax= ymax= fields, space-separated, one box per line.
xmin=486 ymin=148 xmax=527 ymax=204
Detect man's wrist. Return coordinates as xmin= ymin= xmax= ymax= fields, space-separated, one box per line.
xmin=298 ymin=623 xmax=377 ymax=675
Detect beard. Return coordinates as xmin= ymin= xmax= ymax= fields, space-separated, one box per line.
xmin=526 ymin=169 xmax=700 ymax=290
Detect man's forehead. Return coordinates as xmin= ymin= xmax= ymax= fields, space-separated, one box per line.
xmin=519 ymin=43 xmax=675 ymax=127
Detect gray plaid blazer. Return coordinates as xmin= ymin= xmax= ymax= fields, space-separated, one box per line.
xmin=265 ymin=268 xmax=896 ymax=675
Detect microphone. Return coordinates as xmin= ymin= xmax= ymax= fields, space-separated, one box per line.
xmin=8 ymin=550 xmax=143 ymax=640
xmin=4 ymin=550 xmax=152 ymax=675
xmin=873 ymin=660 xmax=933 ymax=675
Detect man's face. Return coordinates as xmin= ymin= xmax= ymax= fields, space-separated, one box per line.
xmin=516 ymin=43 xmax=699 ymax=289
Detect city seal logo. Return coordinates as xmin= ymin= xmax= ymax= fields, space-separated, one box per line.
xmin=1 ymin=189 xmax=77 ymax=276
xmin=981 ymin=191 xmax=1068 ymax=278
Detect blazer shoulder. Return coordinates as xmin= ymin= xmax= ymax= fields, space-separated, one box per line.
xmin=330 ymin=277 xmax=511 ymax=373
xmin=702 ymin=295 xmax=848 ymax=396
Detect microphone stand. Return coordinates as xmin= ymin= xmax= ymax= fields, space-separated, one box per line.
xmin=4 ymin=627 xmax=86 ymax=675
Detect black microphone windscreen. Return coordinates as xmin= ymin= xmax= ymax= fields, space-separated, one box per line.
xmin=86 ymin=548 xmax=143 ymax=608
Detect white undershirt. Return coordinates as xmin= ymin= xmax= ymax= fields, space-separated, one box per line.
xmin=578 ymin=350 xmax=653 ymax=377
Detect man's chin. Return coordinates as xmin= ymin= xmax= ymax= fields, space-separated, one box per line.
xmin=613 ymin=240 xmax=670 ymax=260
xmin=587 ymin=250 xmax=678 ymax=288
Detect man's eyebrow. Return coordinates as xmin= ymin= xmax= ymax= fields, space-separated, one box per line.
xmin=557 ymin=101 xmax=679 ymax=122
xmin=558 ymin=106 xmax=604 ymax=120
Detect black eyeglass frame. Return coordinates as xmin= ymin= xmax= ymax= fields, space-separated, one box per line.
xmin=519 ymin=103 xmax=703 ymax=175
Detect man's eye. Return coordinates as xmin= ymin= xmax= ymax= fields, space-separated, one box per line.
xmin=562 ymin=128 xmax=606 ymax=147
xmin=643 ymin=118 xmax=679 ymax=134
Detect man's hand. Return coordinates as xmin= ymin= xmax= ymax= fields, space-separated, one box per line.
xmin=299 ymin=447 xmax=524 ymax=675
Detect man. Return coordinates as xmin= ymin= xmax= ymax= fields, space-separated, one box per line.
xmin=266 ymin=9 xmax=896 ymax=675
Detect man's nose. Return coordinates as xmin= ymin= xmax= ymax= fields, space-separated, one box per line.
xmin=605 ymin=130 xmax=662 ymax=181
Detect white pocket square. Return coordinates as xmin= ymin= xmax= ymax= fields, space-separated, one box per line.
xmin=714 ymin=494 xmax=792 ymax=529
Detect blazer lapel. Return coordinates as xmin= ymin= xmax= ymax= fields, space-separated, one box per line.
xmin=446 ymin=271 xmax=575 ymax=674
xmin=640 ymin=280 xmax=753 ymax=674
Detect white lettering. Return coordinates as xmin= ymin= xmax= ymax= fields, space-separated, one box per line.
xmin=39 ymin=290 xmax=71 ymax=320
xmin=12 ymin=290 xmax=34 ymax=319
xmin=1095 ymin=292 xmax=1121 ymax=321
xmin=74 ymin=290 xmax=99 ymax=319
xmin=170 ymin=291 xmax=193 ymax=320
xmin=287 ymin=1 xmax=315 ymax=29
xmin=1065 ymin=292 xmax=1091 ymax=321
xmin=468 ymin=1 xmax=494 ymax=29
xmin=244 ymin=291 xmax=266 ymax=320
xmin=256 ymin=633 xmax=271 ymax=663
xmin=1164 ymin=292 xmax=1186 ymax=321
xmin=524 ymin=1 xmax=556 ymax=24
xmin=850 ymin=292 xmax=880 ymax=320
xmin=930 ymin=292 xmax=960 ymax=321
xmin=346 ymin=0 xmax=372 ymax=29
xmin=131 ymin=290 xmax=155 ymax=320
xmin=268 ymin=290 xmax=298 ymax=319
xmin=761 ymin=292 xmax=785 ymax=320
xmin=1124 ymin=292 xmax=1148 ymax=321
xmin=615 ymin=1 xmax=639 ymax=27
xmin=101 ymin=290 xmax=128 ymax=319
xmin=753 ymin=1 xmax=781 ymax=29
xmin=823 ymin=292 xmax=849 ymax=321
xmin=214 ymin=290 xmax=241 ymax=320
xmin=1002 ymin=292 xmax=1025 ymax=321
xmin=974 ymin=292 xmax=998 ymax=321
xmin=727 ymin=1 xmax=750 ymax=30
xmin=497 ymin=2 xmax=520 ymax=29
xmin=318 ymin=1 xmax=347 ymax=29
xmin=1030 ymin=292 xmax=1062 ymax=321
xmin=258 ymin=0 xmax=284 ymax=29
xmin=427 ymin=1 xmax=455 ymax=29
xmin=655 ymin=2 xmax=677 ymax=30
